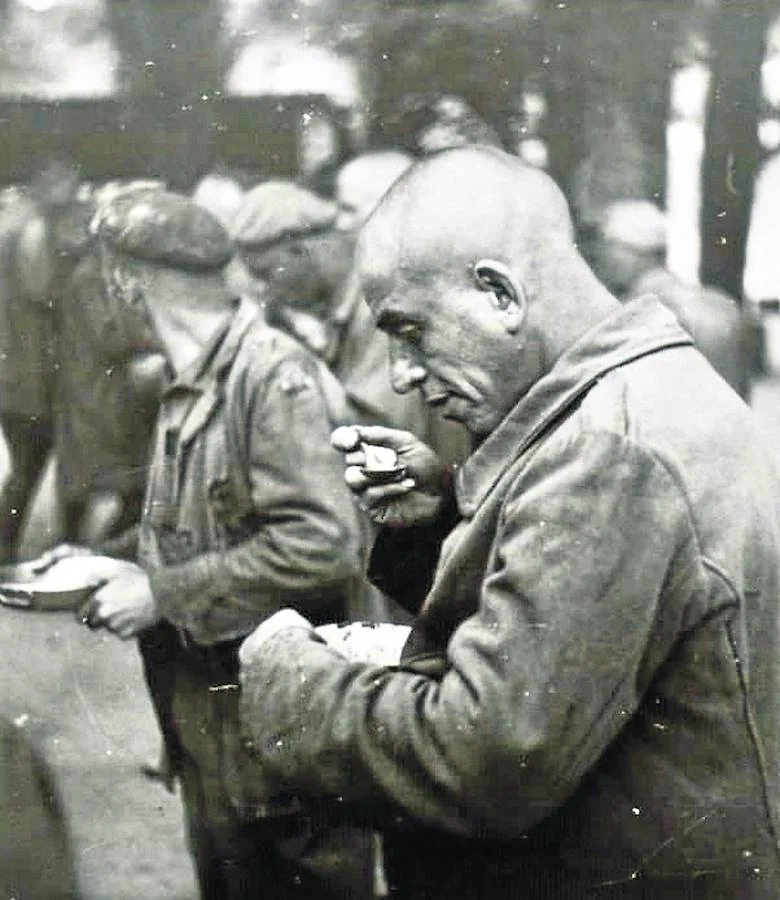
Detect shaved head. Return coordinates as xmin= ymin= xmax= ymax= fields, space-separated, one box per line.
xmin=352 ymin=146 xmax=618 ymax=436
xmin=358 ymin=146 xmax=575 ymax=297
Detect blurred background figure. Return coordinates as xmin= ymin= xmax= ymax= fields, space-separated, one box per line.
xmin=232 ymin=179 xmax=356 ymax=421
xmin=0 ymin=159 xmax=79 ymax=562
xmin=53 ymin=179 xmax=167 ymax=546
xmin=585 ymin=198 xmax=751 ymax=399
xmin=192 ymin=170 xmax=257 ymax=303
xmin=233 ymin=177 xmax=414 ymax=625
xmin=334 ymin=149 xmax=413 ymax=232
xmin=395 ymin=92 xmax=505 ymax=156
xmin=233 ymin=180 xmax=353 ymax=367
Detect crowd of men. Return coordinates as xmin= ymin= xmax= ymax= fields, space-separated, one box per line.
xmin=0 ymin=129 xmax=778 ymax=900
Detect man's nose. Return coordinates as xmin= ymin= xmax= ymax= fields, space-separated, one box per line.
xmin=389 ymin=343 xmax=427 ymax=394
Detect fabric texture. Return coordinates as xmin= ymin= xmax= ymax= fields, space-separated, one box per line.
xmin=135 ymin=297 xmax=367 ymax=898
xmin=0 ymin=188 xmax=56 ymax=418
xmin=93 ymin=189 xmax=232 ymax=271
xmin=240 ymin=297 xmax=780 ymax=898
xmin=233 ymin=181 xmax=338 ymax=251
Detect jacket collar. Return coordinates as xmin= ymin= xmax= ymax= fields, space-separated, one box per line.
xmin=455 ymin=296 xmax=692 ymax=517
xmin=165 ymin=296 xmax=260 ymax=449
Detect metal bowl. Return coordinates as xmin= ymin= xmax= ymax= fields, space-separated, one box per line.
xmin=0 ymin=561 xmax=105 ymax=612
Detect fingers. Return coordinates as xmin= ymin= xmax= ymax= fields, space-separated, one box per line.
xmin=331 ymin=425 xmax=362 ymax=452
xmin=77 ymin=596 xmax=138 ymax=639
xmin=345 ymin=465 xmax=370 ymax=490
xmin=348 ymin=425 xmax=417 ymax=450
xmin=331 ymin=424 xmax=417 ymax=452
xmin=78 ymin=594 xmax=103 ymax=630
xmin=239 ymin=609 xmax=313 ymax=666
xmin=33 ymin=543 xmax=93 ymax=574
xmin=111 ymin=615 xmax=140 ymax=641
xmin=344 ymin=449 xmax=366 ymax=467
xmin=361 ymin=479 xmax=416 ymax=506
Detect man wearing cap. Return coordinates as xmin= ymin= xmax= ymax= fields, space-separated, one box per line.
xmin=232 ymin=180 xmax=406 ymax=628
xmin=586 ymin=199 xmax=751 ymax=398
xmin=85 ymin=189 xmax=364 ymax=899
xmin=237 ymin=148 xmax=780 ymax=898
xmin=231 ymin=180 xmax=355 ymax=368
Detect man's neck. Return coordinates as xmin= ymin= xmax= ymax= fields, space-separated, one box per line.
xmin=153 ymin=304 xmax=233 ymax=378
xmin=534 ymin=259 xmax=621 ymax=369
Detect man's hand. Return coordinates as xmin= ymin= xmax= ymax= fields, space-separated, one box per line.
xmin=31 ymin=543 xmax=94 ymax=574
xmin=79 ymin=565 xmax=160 ymax=640
xmin=331 ymin=425 xmax=450 ymax=528
xmin=239 ymin=609 xmax=314 ymax=669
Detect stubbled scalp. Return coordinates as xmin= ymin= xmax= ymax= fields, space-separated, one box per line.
xmin=357 ymin=145 xmax=577 ymax=302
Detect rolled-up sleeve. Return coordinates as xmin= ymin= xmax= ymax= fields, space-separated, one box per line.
xmin=150 ymin=351 xmax=365 ymax=634
xmin=239 ymin=430 xmax=697 ymax=837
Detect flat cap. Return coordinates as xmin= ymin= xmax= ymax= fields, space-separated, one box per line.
xmin=92 ymin=189 xmax=232 ymax=271
xmin=232 ymin=180 xmax=338 ymax=251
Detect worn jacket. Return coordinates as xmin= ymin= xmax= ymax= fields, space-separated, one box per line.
xmin=139 ymin=296 xmax=364 ymax=646
xmin=240 ymin=297 xmax=780 ymax=897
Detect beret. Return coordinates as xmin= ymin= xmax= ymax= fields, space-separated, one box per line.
xmin=599 ymin=200 xmax=667 ymax=252
xmin=335 ymin=151 xmax=413 ymax=223
xmin=92 ymin=189 xmax=233 ymax=271
xmin=232 ymin=180 xmax=338 ymax=251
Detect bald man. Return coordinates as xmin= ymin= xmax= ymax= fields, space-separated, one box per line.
xmin=238 ymin=148 xmax=780 ymax=898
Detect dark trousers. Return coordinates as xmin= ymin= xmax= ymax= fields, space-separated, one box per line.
xmin=0 ymin=412 xmax=53 ymax=562
xmin=140 ymin=624 xmax=373 ymax=900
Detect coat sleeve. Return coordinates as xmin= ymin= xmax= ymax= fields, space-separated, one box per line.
xmin=149 ymin=351 xmax=365 ymax=631
xmin=239 ymin=429 xmax=698 ymax=837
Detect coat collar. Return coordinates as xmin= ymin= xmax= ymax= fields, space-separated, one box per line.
xmin=455 ymin=296 xmax=692 ymax=517
xmin=164 ymin=296 xmax=260 ymax=448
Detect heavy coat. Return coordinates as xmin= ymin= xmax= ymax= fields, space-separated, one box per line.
xmin=240 ymin=298 xmax=780 ymax=898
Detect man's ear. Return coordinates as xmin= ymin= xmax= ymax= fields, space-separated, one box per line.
xmin=472 ymin=259 xmax=527 ymax=335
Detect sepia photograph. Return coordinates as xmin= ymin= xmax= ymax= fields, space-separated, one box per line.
xmin=1 ymin=1 xmax=780 ymax=897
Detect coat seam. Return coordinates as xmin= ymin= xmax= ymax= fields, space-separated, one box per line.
xmin=722 ymin=603 xmax=780 ymax=865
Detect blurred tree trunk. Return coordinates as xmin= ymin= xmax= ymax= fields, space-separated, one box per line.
xmin=700 ymin=0 xmax=770 ymax=298
xmin=559 ymin=0 xmax=681 ymax=226
xmin=104 ymin=0 xmax=235 ymax=190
